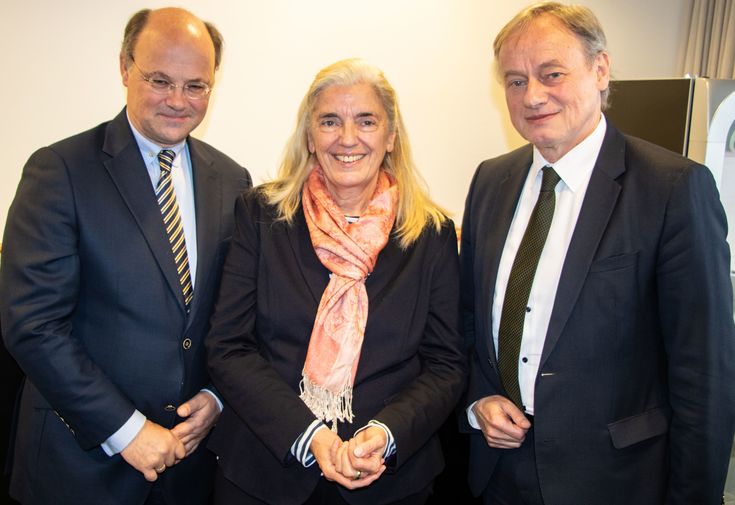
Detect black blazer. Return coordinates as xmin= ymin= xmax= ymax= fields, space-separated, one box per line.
xmin=0 ymin=109 xmax=251 ymax=505
xmin=206 ymin=189 xmax=466 ymax=505
xmin=461 ymin=122 xmax=735 ymax=504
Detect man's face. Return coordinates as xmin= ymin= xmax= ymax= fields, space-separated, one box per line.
xmin=497 ymin=15 xmax=610 ymax=163
xmin=121 ymin=23 xmax=215 ymax=147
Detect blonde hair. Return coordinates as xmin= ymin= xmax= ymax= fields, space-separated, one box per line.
xmin=494 ymin=2 xmax=610 ymax=109
xmin=260 ymin=58 xmax=447 ymax=248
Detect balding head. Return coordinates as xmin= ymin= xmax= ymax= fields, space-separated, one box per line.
xmin=121 ymin=7 xmax=223 ymax=71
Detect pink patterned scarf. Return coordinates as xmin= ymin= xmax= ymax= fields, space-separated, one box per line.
xmin=300 ymin=164 xmax=397 ymax=430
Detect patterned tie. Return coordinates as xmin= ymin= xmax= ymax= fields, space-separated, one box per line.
xmin=156 ymin=150 xmax=193 ymax=310
xmin=497 ymin=166 xmax=561 ymax=409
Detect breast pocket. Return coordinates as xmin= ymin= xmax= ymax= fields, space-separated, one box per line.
xmin=588 ymin=251 xmax=639 ymax=273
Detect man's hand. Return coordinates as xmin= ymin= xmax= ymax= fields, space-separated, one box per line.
xmin=120 ymin=420 xmax=186 ymax=481
xmin=310 ymin=428 xmax=383 ymax=490
xmin=171 ymin=391 xmax=221 ymax=456
xmin=473 ymin=395 xmax=531 ymax=449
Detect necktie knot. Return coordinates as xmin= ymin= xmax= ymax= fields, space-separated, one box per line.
xmin=541 ymin=166 xmax=561 ymax=192
xmin=158 ymin=149 xmax=175 ymax=174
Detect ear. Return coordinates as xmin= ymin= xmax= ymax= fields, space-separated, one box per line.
xmin=386 ymin=130 xmax=397 ymax=153
xmin=307 ymin=134 xmax=315 ymax=154
xmin=595 ymin=51 xmax=611 ymax=91
xmin=120 ymin=54 xmax=130 ymax=87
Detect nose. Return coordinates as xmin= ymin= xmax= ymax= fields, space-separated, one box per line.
xmin=164 ymin=86 xmax=188 ymax=110
xmin=524 ymin=78 xmax=548 ymax=108
xmin=339 ymin=122 xmax=358 ymax=146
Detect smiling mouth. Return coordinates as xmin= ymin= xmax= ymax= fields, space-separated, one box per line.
xmin=526 ymin=112 xmax=557 ymax=122
xmin=335 ymin=154 xmax=365 ymax=163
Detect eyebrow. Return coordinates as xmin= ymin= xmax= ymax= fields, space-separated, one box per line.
xmin=538 ymin=60 xmax=566 ymax=71
xmin=146 ymin=69 xmax=210 ymax=84
xmin=503 ymin=59 xmax=567 ymax=79
xmin=316 ymin=111 xmax=379 ymax=119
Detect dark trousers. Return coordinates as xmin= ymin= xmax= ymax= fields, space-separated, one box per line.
xmin=483 ymin=425 xmax=544 ymax=505
xmin=214 ymin=468 xmax=431 ymax=505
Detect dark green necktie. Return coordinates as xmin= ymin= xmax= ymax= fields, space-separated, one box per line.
xmin=497 ymin=166 xmax=561 ymax=409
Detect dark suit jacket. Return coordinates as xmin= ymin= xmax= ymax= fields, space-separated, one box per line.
xmin=0 ymin=109 xmax=251 ymax=505
xmin=461 ymin=122 xmax=735 ymax=505
xmin=206 ymin=190 xmax=466 ymax=505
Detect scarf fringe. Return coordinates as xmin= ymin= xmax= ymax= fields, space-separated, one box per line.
xmin=299 ymin=375 xmax=354 ymax=432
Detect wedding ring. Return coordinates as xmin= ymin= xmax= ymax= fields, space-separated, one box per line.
xmin=155 ymin=464 xmax=166 ymax=473
xmin=353 ymin=470 xmax=362 ymax=480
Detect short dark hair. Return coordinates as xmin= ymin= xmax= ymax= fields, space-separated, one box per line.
xmin=120 ymin=8 xmax=224 ymax=71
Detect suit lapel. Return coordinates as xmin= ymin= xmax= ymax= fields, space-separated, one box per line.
xmin=286 ymin=209 xmax=330 ymax=304
xmin=364 ymin=233 xmax=409 ymax=312
xmin=540 ymin=125 xmax=626 ymax=367
xmin=477 ymin=149 xmax=532 ymax=364
xmin=188 ymin=139 xmax=221 ymax=324
xmin=102 ymin=110 xmax=185 ymax=311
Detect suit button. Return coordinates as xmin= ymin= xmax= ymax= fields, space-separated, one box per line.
xmin=182 ymin=338 xmax=192 ymax=350
xmin=164 ymin=404 xmax=176 ymax=412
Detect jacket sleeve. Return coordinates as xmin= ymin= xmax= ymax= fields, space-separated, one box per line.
xmin=0 ymin=147 xmax=136 ymax=449
xmin=371 ymin=223 xmax=468 ymax=468
xmin=206 ymin=193 xmax=317 ymax=463
xmin=657 ymin=163 xmax=735 ymax=504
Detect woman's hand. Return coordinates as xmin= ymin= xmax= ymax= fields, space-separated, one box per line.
xmin=310 ymin=428 xmax=384 ymax=489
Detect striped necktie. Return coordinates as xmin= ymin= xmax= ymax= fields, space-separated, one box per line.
xmin=497 ymin=166 xmax=561 ymax=409
xmin=156 ymin=149 xmax=193 ymax=310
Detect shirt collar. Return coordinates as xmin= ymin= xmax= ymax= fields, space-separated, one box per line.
xmin=126 ymin=114 xmax=186 ymax=160
xmin=531 ymin=114 xmax=607 ymax=192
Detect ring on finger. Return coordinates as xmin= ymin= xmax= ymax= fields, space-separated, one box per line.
xmin=155 ymin=464 xmax=166 ymax=473
xmin=352 ymin=470 xmax=362 ymax=480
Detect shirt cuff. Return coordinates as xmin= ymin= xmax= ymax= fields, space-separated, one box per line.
xmin=290 ymin=419 xmax=326 ymax=468
xmin=466 ymin=401 xmax=481 ymax=430
xmin=100 ymin=410 xmax=147 ymax=456
xmin=201 ymin=388 xmax=223 ymax=412
xmin=355 ymin=419 xmax=396 ymax=459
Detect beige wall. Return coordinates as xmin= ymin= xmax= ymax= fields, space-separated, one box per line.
xmin=0 ymin=0 xmax=690 ymax=234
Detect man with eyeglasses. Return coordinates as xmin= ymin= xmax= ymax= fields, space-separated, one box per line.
xmin=0 ymin=7 xmax=251 ymax=505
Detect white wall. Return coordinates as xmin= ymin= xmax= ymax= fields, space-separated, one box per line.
xmin=0 ymin=0 xmax=691 ymax=235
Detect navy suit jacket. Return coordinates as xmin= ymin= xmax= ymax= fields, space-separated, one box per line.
xmin=461 ymin=121 xmax=735 ymax=504
xmin=206 ymin=189 xmax=467 ymax=505
xmin=0 ymin=109 xmax=251 ymax=505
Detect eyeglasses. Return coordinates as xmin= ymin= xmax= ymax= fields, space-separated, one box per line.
xmin=129 ymin=58 xmax=212 ymax=100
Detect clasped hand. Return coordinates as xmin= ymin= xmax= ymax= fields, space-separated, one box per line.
xmin=120 ymin=392 xmax=220 ymax=481
xmin=310 ymin=426 xmax=387 ymax=490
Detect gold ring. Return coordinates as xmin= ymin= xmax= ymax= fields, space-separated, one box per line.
xmin=155 ymin=464 xmax=166 ymax=473
xmin=353 ymin=470 xmax=361 ymax=480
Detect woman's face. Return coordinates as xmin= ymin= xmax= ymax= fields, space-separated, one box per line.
xmin=308 ymin=83 xmax=396 ymax=200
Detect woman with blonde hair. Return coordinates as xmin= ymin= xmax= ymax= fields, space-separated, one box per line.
xmin=206 ymin=58 xmax=466 ymax=505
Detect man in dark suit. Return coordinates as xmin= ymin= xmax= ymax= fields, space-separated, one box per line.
xmin=461 ymin=3 xmax=735 ymax=504
xmin=0 ymin=7 xmax=250 ymax=505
